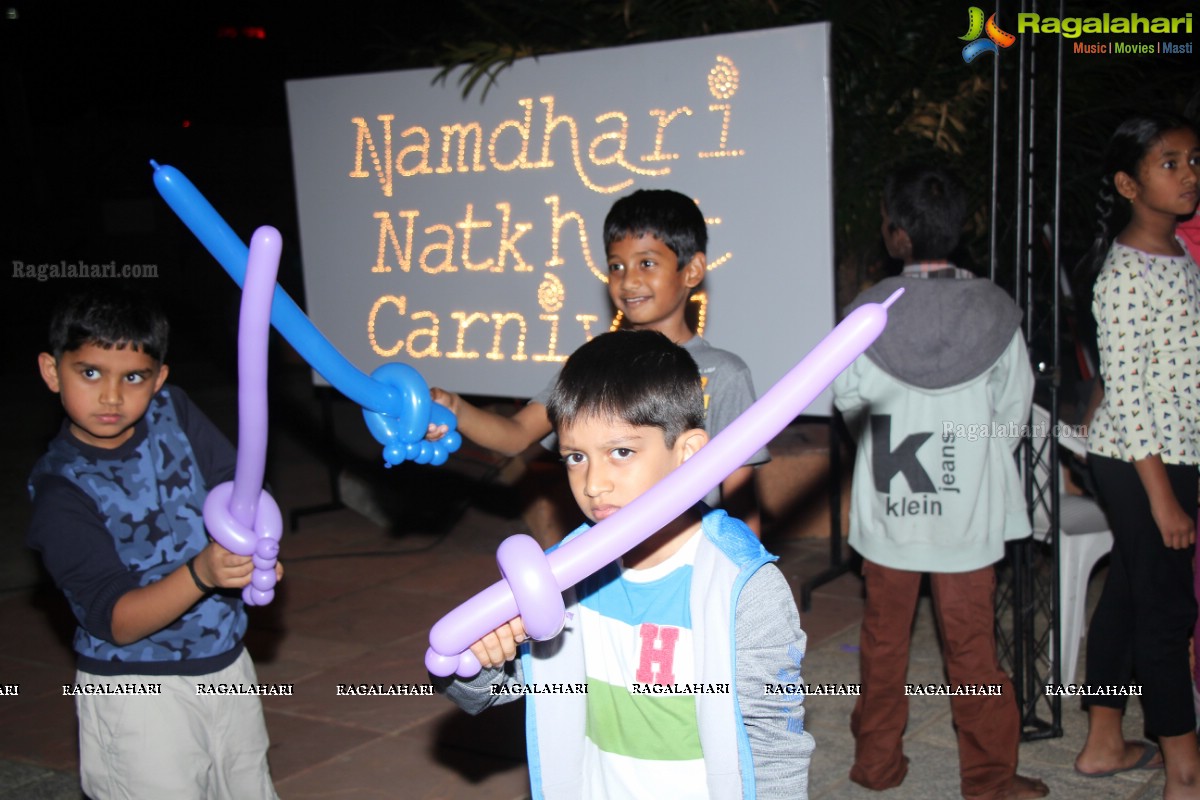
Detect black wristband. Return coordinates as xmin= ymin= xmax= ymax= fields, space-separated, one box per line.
xmin=187 ymin=556 xmax=215 ymax=594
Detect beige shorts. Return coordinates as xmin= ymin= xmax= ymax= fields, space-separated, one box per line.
xmin=76 ymin=649 xmax=277 ymax=800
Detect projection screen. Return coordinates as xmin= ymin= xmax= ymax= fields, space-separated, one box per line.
xmin=287 ymin=23 xmax=835 ymax=411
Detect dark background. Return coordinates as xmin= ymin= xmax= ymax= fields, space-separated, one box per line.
xmin=1 ymin=1 xmax=461 ymax=374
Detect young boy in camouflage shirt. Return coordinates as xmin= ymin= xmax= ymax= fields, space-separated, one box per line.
xmin=27 ymin=289 xmax=281 ymax=799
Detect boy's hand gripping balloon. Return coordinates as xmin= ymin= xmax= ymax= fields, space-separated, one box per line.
xmin=149 ymin=162 xmax=461 ymax=467
xmin=202 ymin=226 xmax=284 ymax=605
xmin=426 ymin=289 xmax=904 ymax=677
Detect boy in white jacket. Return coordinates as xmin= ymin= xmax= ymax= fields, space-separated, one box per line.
xmin=833 ymin=164 xmax=1045 ymax=800
xmin=435 ymin=330 xmax=814 ymax=799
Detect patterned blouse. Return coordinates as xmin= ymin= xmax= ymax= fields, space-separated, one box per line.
xmin=1087 ymin=240 xmax=1200 ymax=465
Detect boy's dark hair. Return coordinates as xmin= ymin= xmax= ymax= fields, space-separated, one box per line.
xmin=48 ymin=287 xmax=170 ymax=362
xmin=546 ymin=330 xmax=705 ymax=447
xmin=882 ymin=164 xmax=968 ymax=261
xmin=603 ymin=189 xmax=708 ymax=269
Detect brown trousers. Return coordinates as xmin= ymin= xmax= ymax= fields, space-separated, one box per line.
xmin=850 ymin=560 xmax=1020 ymax=799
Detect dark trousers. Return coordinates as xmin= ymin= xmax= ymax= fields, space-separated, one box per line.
xmin=1085 ymin=454 xmax=1199 ymax=736
xmin=851 ymin=560 xmax=1020 ymax=799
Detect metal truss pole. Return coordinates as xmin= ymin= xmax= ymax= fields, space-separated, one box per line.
xmin=992 ymin=0 xmax=1065 ymax=741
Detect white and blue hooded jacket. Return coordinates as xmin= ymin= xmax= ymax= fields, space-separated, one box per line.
xmin=436 ymin=507 xmax=815 ymax=799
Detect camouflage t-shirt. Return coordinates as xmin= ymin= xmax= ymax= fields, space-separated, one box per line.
xmin=28 ymin=386 xmax=247 ymax=676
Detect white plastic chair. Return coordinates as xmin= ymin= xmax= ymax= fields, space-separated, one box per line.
xmin=1028 ymin=404 xmax=1114 ymax=685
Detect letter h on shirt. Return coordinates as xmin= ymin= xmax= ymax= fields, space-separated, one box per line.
xmin=636 ymin=623 xmax=680 ymax=684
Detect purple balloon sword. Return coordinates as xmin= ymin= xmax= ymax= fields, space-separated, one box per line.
xmin=202 ymin=226 xmax=285 ymax=606
xmin=426 ymin=288 xmax=904 ymax=676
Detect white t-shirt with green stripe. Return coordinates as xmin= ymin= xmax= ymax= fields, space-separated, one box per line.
xmin=578 ymin=531 xmax=708 ymax=799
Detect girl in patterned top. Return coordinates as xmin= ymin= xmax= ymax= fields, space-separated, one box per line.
xmin=1071 ymin=113 xmax=1200 ymax=795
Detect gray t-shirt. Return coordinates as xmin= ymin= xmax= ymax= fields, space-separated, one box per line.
xmin=533 ymin=335 xmax=769 ymax=507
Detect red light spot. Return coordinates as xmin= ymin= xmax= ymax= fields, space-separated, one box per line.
xmin=182 ymin=120 xmax=191 ymax=128
xmin=242 ymin=26 xmax=266 ymax=40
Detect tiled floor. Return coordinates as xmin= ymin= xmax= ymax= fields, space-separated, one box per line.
xmin=0 ymin=365 xmax=1169 ymax=799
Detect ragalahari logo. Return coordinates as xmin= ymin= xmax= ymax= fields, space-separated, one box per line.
xmin=960 ymin=7 xmax=1016 ymax=62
